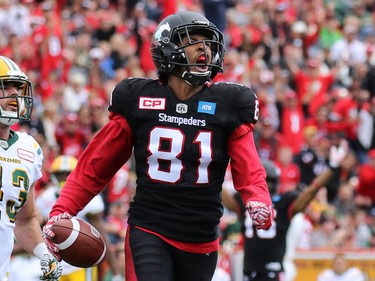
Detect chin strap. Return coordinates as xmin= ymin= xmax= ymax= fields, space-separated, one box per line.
xmin=181 ymin=70 xmax=212 ymax=86
xmin=0 ymin=104 xmax=22 ymax=125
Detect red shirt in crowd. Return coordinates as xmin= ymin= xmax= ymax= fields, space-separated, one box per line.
xmin=279 ymin=91 xmax=305 ymax=154
xmin=55 ymin=113 xmax=87 ymax=158
xmin=329 ymin=95 xmax=359 ymax=141
xmin=294 ymin=68 xmax=334 ymax=116
xmin=357 ymin=156 xmax=375 ymax=203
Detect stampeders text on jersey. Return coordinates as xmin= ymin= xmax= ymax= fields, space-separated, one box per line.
xmin=158 ymin=113 xmax=206 ymax=127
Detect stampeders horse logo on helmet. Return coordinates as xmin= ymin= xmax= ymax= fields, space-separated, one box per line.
xmin=154 ymin=22 xmax=171 ymax=42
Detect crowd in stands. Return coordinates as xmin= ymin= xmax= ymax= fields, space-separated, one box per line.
xmin=3 ymin=0 xmax=375 ymax=280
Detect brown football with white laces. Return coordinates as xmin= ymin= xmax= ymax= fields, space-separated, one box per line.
xmin=50 ymin=217 xmax=106 ymax=268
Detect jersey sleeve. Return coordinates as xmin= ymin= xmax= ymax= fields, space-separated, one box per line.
xmin=227 ymin=127 xmax=272 ymax=206
xmin=224 ymin=84 xmax=270 ymax=206
xmin=49 ymin=113 xmax=133 ymax=217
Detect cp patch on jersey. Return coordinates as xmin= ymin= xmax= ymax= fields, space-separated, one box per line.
xmin=139 ymin=97 xmax=166 ymax=110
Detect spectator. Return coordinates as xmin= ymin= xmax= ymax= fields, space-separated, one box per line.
xmin=305 ymin=104 xmax=332 ymax=141
xmin=62 ymin=71 xmax=89 ymax=113
xmin=276 ymin=89 xmax=305 ymax=155
xmin=55 ymin=112 xmax=87 ymax=158
xmin=333 ymin=182 xmax=358 ymax=218
xmin=40 ymin=99 xmax=59 ymax=150
xmin=92 ymin=9 xmax=117 ymax=42
xmin=254 ymin=116 xmax=287 ymax=161
xmin=362 ymin=64 xmax=375 ymax=99
xmin=275 ymin=145 xmax=301 ymax=193
xmin=357 ymin=96 xmax=375 ymax=154
xmin=319 ymin=15 xmax=343 ymax=51
xmin=329 ymin=87 xmax=364 ymax=157
xmin=326 ymin=148 xmax=358 ymax=203
xmin=317 ymin=252 xmax=366 ymax=281
xmin=104 ymin=200 xmax=129 ymax=245
xmin=286 ymin=54 xmax=335 ymax=118
xmin=351 ymin=209 xmax=372 ymax=248
xmin=330 ymin=21 xmax=367 ymax=67
xmin=36 ymin=1 xmax=65 ymax=81
xmin=214 ymin=48 xmax=247 ymax=84
xmin=202 ymin=0 xmax=236 ymax=33
xmin=105 ymin=162 xmax=136 ymax=210
xmin=356 ymin=149 xmax=375 ymax=208
xmin=293 ymin=125 xmax=320 ymax=187
xmin=310 ymin=213 xmax=349 ymax=249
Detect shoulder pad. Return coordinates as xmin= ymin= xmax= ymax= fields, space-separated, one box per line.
xmin=109 ymin=78 xmax=157 ymax=116
xmin=210 ymin=82 xmax=259 ymax=124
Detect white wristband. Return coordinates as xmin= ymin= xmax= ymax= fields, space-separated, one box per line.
xmin=33 ymin=242 xmax=49 ymax=259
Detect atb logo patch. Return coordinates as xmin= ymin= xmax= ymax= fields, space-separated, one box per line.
xmin=197 ymin=101 xmax=216 ymax=115
xmin=176 ymin=103 xmax=188 ymax=114
xmin=139 ymin=97 xmax=166 ymax=110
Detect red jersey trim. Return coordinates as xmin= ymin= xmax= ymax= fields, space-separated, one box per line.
xmin=134 ymin=226 xmax=219 ymax=254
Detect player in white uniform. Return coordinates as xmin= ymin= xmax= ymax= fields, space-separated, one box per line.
xmin=0 ymin=55 xmax=62 ymax=281
xmin=36 ymin=155 xmax=123 ymax=281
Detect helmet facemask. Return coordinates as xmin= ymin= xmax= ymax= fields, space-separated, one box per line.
xmin=172 ymin=25 xmax=224 ymax=85
xmin=50 ymin=171 xmax=71 ymax=197
xmin=50 ymin=155 xmax=78 ymax=197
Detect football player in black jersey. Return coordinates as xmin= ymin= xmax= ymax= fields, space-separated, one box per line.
xmin=42 ymin=11 xmax=274 ymax=281
xmin=223 ymin=140 xmax=349 ymax=281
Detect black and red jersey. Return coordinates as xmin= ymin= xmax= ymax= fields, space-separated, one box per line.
xmin=109 ymin=78 xmax=260 ymax=242
xmin=236 ymin=191 xmax=298 ymax=273
xmin=51 ymin=78 xmax=271 ymax=246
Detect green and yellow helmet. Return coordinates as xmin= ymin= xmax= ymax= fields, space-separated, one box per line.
xmin=0 ymin=56 xmax=33 ymax=125
xmin=50 ymin=155 xmax=78 ymax=192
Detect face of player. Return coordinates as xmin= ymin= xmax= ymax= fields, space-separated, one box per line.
xmin=0 ymin=81 xmax=23 ymax=113
xmin=53 ymin=171 xmax=71 ymax=196
xmin=181 ymin=34 xmax=212 ymax=73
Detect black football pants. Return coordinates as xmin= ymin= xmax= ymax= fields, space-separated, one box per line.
xmin=125 ymin=225 xmax=218 ymax=281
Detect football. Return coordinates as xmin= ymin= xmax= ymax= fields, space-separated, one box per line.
xmin=50 ymin=217 xmax=106 ymax=268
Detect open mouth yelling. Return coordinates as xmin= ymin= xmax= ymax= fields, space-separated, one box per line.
xmin=196 ymin=55 xmax=209 ymax=72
